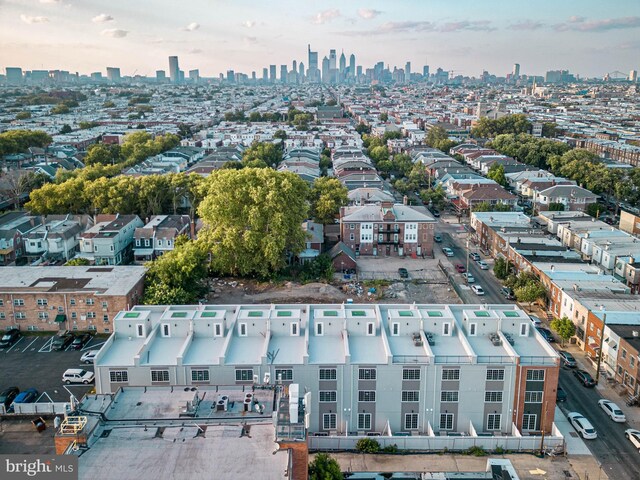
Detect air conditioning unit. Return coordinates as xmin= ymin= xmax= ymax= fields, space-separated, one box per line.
xmin=253 ymin=374 xmax=259 ymax=384
xmin=263 ymin=372 xmax=271 ymax=384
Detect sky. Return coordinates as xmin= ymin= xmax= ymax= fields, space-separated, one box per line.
xmin=1 ymin=0 xmax=639 ymax=78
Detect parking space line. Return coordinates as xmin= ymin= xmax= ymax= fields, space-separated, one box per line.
xmin=21 ymin=337 xmax=38 ymax=352
xmin=38 ymin=337 xmax=54 ymax=353
xmin=82 ymin=341 xmax=104 ymax=351
xmin=6 ymin=337 xmax=25 ymax=353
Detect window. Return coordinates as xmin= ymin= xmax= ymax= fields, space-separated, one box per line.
xmin=103 ymin=314 xmax=109 ymax=323
xmin=622 ymin=349 xmax=628 ymax=360
xmin=214 ymin=323 xmax=222 ymax=337
xmin=151 ymin=370 xmax=169 ymax=382
xmin=109 ymin=370 xmax=128 ymax=383
xmin=290 ymin=322 xmax=299 ymax=336
xmin=0 ymin=299 xmax=3 ymax=306
xmin=37 ymin=298 xmax=48 ymax=306
xmin=442 ymin=369 xmax=460 ymax=381
xmin=144 ymin=239 xmax=151 ymax=247
xmin=38 ymin=312 xmax=48 ymax=320
xmin=359 ymin=368 xmax=376 ymax=380
xmin=161 ymin=324 xmax=170 ymax=337
xmin=319 ymin=391 xmax=336 ymax=402
xmin=402 ymin=391 xmax=419 ymax=402
xmin=135 ymin=239 xmax=141 ymax=247
xmin=358 ymin=413 xmax=372 ymax=430
xmin=58 ymin=306 xmax=64 ymax=312
xmin=469 ymin=323 xmax=477 ymax=336
xmin=235 ymin=369 xmax=253 ymax=381
xmin=239 ymin=323 xmax=247 ymax=336
xmin=522 ymin=414 xmax=537 ymax=430
xmin=358 ymin=391 xmax=376 ymax=402
xmin=102 ymin=301 xmax=108 ymax=309
xmin=487 ymin=414 xmax=502 ymax=431
xmin=157 ymin=240 xmax=163 ymax=247
xmin=405 ymin=413 xmax=419 ymax=430
xmin=315 ymin=322 xmax=324 ymax=336
xmin=402 ymin=369 xmax=420 ymax=380
xmin=439 ymin=413 xmax=454 ymax=430
xmin=15 ymin=312 xmax=26 ymax=320
xmin=191 ymin=370 xmax=209 ymax=382
xmin=275 ymin=369 xmax=293 ymax=381
xmin=520 ymin=323 xmax=529 ymax=336
xmin=136 ymin=324 xmax=144 ymax=337
xmin=350 ymin=224 xmax=355 ymax=230
xmin=323 ymin=413 xmax=337 ymax=430
xmin=631 ymin=357 xmax=636 ymax=369
xmin=485 ymin=391 xmax=503 ymax=403
xmin=319 ymin=368 xmax=336 ymax=380
xmin=486 ymin=369 xmax=505 ymax=381
xmin=441 ymin=391 xmax=459 ymax=403
xmin=526 ymin=369 xmax=545 ymax=381
xmin=525 ymin=391 xmax=543 ymax=403
xmin=70 ymin=299 xmax=76 ymax=306
xmin=366 ymin=322 xmax=374 ymax=335
xmin=0 ymin=312 xmax=4 ymax=319
xmin=86 ymin=298 xmax=94 ymax=306
xmin=14 ymin=299 xmax=24 ymax=306
xmin=391 ymin=322 xmax=399 ymax=336
xmin=442 ymin=322 xmax=451 ymax=336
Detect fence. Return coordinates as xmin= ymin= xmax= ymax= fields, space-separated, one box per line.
xmin=0 ymin=402 xmax=71 ymax=415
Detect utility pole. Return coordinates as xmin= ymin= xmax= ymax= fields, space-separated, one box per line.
xmin=466 ymin=235 xmax=470 ymax=285
xmin=595 ymin=313 xmax=607 ymax=385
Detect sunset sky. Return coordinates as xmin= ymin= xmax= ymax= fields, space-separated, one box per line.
xmin=1 ymin=0 xmax=639 ymax=78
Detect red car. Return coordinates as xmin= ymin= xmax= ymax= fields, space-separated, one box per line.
xmin=455 ymin=264 xmax=466 ymax=273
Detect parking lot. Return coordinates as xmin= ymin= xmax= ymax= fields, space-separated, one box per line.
xmin=1 ymin=333 xmax=105 ymax=404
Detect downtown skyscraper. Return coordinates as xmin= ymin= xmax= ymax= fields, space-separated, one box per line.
xmin=169 ymin=56 xmax=179 ymax=84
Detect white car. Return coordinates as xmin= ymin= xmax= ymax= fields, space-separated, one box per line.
xmin=80 ymin=350 xmax=100 ymax=364
xmin=477 ymin=260 xmax=489 ymax=270
xmin=62 ymin=368 xmax=95 ymax=384
xmin=598 ymin=399 xmax=626 ymax=422
xmin=529 ymin=315 xmax=542 ymax=327
xmin=568 ymin=412 xmax=597 ymax=439
xmin=471 ymin=285 xmax=485 ymax=295
xmin=462 ymin=273 xmax=475 ymax=283
xmin=442 ymin=247 xmax=454 ymax=257
xmin=625 ymin=429 xmax=640 ymax=451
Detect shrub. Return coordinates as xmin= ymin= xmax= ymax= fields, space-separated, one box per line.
xmin=356 ymin=438 xmax=380 ymax=453
xmin=466 ymin=446 xmax=487 ymax=457
xmin=382 ymin=444 xmax=398 ymax=454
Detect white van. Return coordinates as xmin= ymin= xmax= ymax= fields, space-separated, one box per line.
xmin=62 ymin=369 xmax=95 ymax=384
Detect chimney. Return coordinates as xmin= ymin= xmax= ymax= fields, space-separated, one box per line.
xmin=633 ymin=331 xmax=639 ymax=338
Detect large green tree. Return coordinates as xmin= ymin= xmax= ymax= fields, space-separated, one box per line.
xmin=472 ymin=202 xmax=512 ymax=212
xmin=0 ymin=129 xmax=52 ymax=156
xmin=487 ymin=163 xmax=507 ymax=186
xmin=550 ymin=316 xmax=576 ymax=346
xmin=471 ymin=114 xmax=531 ymax=138
xmin=309 ymin=454 xmax=343 ymax=480
xmin=242 ymin=141 xmax=283 ymax=168
xmin=197 ymin=168 xmax=309 ymax=277
xmin=309 ymin=177 xmax=348 ymax=225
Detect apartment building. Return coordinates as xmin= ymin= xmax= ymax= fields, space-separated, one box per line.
xmin=0 ymin=211 xmax=41 ymax=265
xmin=93 ymin=303 xmax=560 ymax=435
xmin=79 ymin=214 xmax=143 ymax=265
xmin=340 ymin=203 xmax=436 ymax=257
xmin=0 ymin=266 xmax=145 ymax=333
xmin=133 ymin=215 xmax=191 ymax=264
xmin=23 ymin=216 xmax=83 ymax=263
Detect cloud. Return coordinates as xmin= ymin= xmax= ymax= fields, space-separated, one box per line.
xmin=508 ymin=20 xmax=544 ymax=31
xmin=341 ymin=19 xmax=494 ymax=36
xmin=357 ymin=8 xmax=381 ymax=20
xmin=101 ymin=28 xmax=128 ymax=38
xmin=184 ymin=22 xmax=200 ymax=31
xmin=438 ymin=20 xmax=495 ymax=32
xmin=39 ymin=0 xmax=61 ymax=3
xmin=20 ymin=14 xmax=49 ymax=24
xmin=243 ymin=36 xmax=258 ymax=46
xmin=312 ymin=9 xmax=340 ymax=25
xmin=189 ymin=48 xmax=203 ymax=54
xmin=242 ymin=20 xmax=256 ymax=28
xmin=555 ymin=16 xmax=640 ymax=32
xmin=92 ymin=13 xmax=113 ymax=23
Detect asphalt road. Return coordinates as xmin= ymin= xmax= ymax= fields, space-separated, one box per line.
xmin=558 ymin=367 xmax=640 ymax=480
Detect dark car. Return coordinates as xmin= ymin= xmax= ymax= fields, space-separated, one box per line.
xmin=574 ymin=369 xmax=596 ymax=387
xmin=0 ymin=387 xmax=19 ymax=409
xmin=556 ymin=386 xmax=567 ymax=403
xmin=558 ymin=350 xmax=577 ymax=368
xmin=501 ymin=287 xmax=515 ymax=300
xmin=430 ymin=209 xmax=441 ymax=217
xmin=9 ymin=388 xmax=39 ymax=411
xmin=398 ymin=268 xmax=409 ymax=279
xmin=0 ymin=328 xmax=21 ymax=349
xmin=535 ymin=327 xmax=555 ymax=343
xmin=434 ymin=234 xmax=443 ymax=243
xmin=52 ymin=332 xmax=75 ymax=351
xmin=71 ymin=333 xmax=93 ymax=350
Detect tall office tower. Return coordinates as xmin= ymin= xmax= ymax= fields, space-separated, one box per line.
xmin=90 ymin=72 xmax=103 ymax=83
xmin=179 ymin=70 xmax=185 ymax=83
xmin=292 ymin=60 xmax=297 ymax=74
xmin=321 ymin=56 xmax=330 ymax=83
xmin=251 ymin=71 xmax=256 ymax=81
xmin=423 ymin=65 xmax=430 ymax=80
xmin=339 ymin=51 xmax=346 ymax=75
xmin=226 ymin=70 xmax=235 ymax=83
xmin=262 ymin=68 xmax=268 ymax=82
xmin=329 ymin=49 xmax=336 ymax=70
xmin=512 ymin=63 xmax=520 ymax=79
xmin=374 ymin=62 xmax=384 ymax=81
xmin=5 ymin=67 xmax=23 ymax=85
xmin=308 ymin=44 xmax=319 ymax=82
xmin=169 ymin=56 xmax=179 ymax=83
xmin=298 ymin=62 xmax=304 ymax=79
xmin=356 ymin=65 xmax=363 ymax=77
xmin=280 ymin=65 xmax=287 ymax=83
xmin=189 ymin=69 xmax=200 ymax=83
xmin=349 ymin=54 xmax=356 ymax=78
xmin=269 ymin=65 xmax=277 ymax=83
xmin=405 ymin=62 xmax=411 ymax=83
xmin=630 ymin=70 xmax=638 ymax=82
xmin=106 ymin=67 xmax=121 ymax=83
xmin=156 ymin=70 xmax=166 ymax=82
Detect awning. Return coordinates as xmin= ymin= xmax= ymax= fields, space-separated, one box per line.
xmin=54 ymin=314 xmax=67 ymax=323
xmin=0 ymin=247 xmax=14 ymax=255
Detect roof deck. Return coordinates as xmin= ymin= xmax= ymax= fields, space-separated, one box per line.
xmin=308 ymin=335 xmax=346 ymax=364
xmin=182 ymin=337 xmax=227 ymax=366
xmin=99 ymin=334 xmax=146 ymax=366
xmin=142 ymin=337 xmax=186 ymax=366
xmin=347 ymin=334 xmax=388 ymax=364
xmin=224 ymin=334 xmax=265 ymax=365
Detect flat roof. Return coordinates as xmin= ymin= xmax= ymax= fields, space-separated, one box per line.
xmin=182 ymin=337 xmax=227 ymax=366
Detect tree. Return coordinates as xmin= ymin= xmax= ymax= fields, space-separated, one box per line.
xmin=79 ymin=121 xmax=99 ymax=130
xmin=356 ymin=438 xmax=380 ymax=453
xmin=542 ymin=122 xmax=557 ymax=138
xmin=0 ymin=130 xmax=52 ymax=156
xmin=486 ymin=163 xmax=507 ymax=186
xmin=514 ymin=281 xmax=547 ymax=309
xmin=368 ymin=145 xmax=389 ymax=164
xmin=586 ymin=203 xmax=602 ymax=218
xmin=548 ymin=202 xmax=565 ymax=211
xmin=242 ymin=141 xmax=282 ymax=168
xmin=550 ymin=316 xmax=576 ymax=346
xmin=355 ymin=123 xmax=371 ymax=135
xmin=298 ymin=254 xmax=335 ymax=282
xmin=309 ymin=177 xmax=348 ymax=224
xmin=65 ymin=257 xmax=90 ymax=266
xmin=471 ymin=114 xmax=531 ymax=138
xmin=493 ymin=257 xmax=511 ymax=280
xmin=472 ymin=202 xmax=512 ymax=212
xmin=197 ymin=168 xmax=310 ymax=277
xmin=379 ymin=112 xmax=388 ymax=122
xmin=273 ymin=129 xmax=287 ymax=140
xmin=308 ymin=454 xmax=343 ymax=480
xmin=15 ymin=111 xmax=31 ymax=120
xmin=420 ymin=184 xmax=447 ymax=210
xmin=59 ymin=124 xmax=72 ymax=134
xmin=50 ymin=104 xmax=70 ymax=115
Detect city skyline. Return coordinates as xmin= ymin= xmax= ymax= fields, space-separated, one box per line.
xmin=0 ymin=0 xmax=639 ymax=78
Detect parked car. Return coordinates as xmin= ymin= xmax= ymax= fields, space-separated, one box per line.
xmin=434 ymin=234 xmax=442 ymax=243
xmin=625 ymin=429 xmax=640 ymax=450
xmin=430 ymin=209 xmax=441 ymax=217
xmin=52 ymin=332 xmax=75 ymax=351
xmin=442 ymin=247 xmax=454 ymax=257
xmin=469 ymin=252 xmax=481 ymax=262
xmin=471 ymin=285 xmax=485 ymax=296
xmin=0 ymin=328 xmax=21 ymax=349
xmin=81 ymin=350 xmax=100 ymax=364
xmin=501 ymin=287 xmax=515 ymax=300
xmin=62 ymin=369 xmax=95 ymax=385
xmin=71 ymin=333 xmax=93 ymax=350
xmin=10 ymin=388 xmax=39 ymax=411
xmin=558 ymin=350 xmax=577 ymax=368
xmin=477 ymin=260 xmax=489 ymax=270
xmin=568 ymin=412 xmax=597 ymax=439
xmin=398 ymin=268 xmax=409 ymax=279
xmin=556 ymin=386 xmax=567 ymax=403
xmin=574 ymin=369 xmax=597 ymax=387
xmin=455 ymin=264 xmax=466 ymax=273
xmin=462 ymin=273 xmax=475 ymax=284
xmin=529 ymin=314 xmax=542 ymax=327
xmin=535 ymin=327 xmax=555 ymax=343
xmin=0 ymin=387 xmax=19 ymax=409
xmin=598 ymin=399 xmax=626 ymax=422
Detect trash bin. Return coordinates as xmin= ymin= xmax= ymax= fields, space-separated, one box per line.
xmin=32 ymin=417 xmax=46 ymax=432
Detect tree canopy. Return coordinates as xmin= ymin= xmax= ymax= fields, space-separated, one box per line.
xmin=0 ymin=129 xmax=52 ymax=156
xmin=472 ymin=202 xmax=512 ymax=212
xmin=471 ymin=114 xmax=531 ymax=138
xmin=486 ymin=163 xmax=507 ymax=186
xmin=309 ymin=177 xmax=348 ymax=225
xmin=550 ymin=316 xmax=576 ymax=346
xmin=426 ymin=126 xmax=457 ymax=153
xmin=309 ymin=454 xmax=343 ymax=480
xmin=242 ymin=141 xmax=283 ymax=168
xmin=489 ymin=133 xmax=570 ymax=169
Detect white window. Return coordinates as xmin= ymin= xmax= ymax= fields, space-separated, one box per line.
xmin=109 ymin=370 xmax=128 ymax=383
xmin=442 ymin=369 xmax=460 ymax=381
xmin=157 ymin=240 xmax=163 ymax=246
xmin=323 ymin=413 xmax=337 ymax=430
xmin=70 ymin=299 xmax=76 ymax=306
xmin=290 ymin=322 xmax=299 ymax=336
xmin=192 ymin=370 xmax=209 ymax=382
xmin=405 ymin=413 xmax=419 ymax=430
xmin=350 ymin=233 xmax=355 ymax=241
xmin=442 ymin=322 xmax=451 ymax=336
xmin=525 ymin=391 xmax=543 ymax=403
xmin=275 ymin=369 xmax=293 ymax=381
xmin=319 ymin=368 xmax=336 ymax=380
xmin=38 ymin=312 xmax=48 ymax=320
xmin=87 ymin=312 xmax=96 ymax=319
xmin=469 ymin=323 xmax=477 ymax=336
xmin=402 ymin=369 xmax=420 ymax=380
xmin=366 ymin=322 xmax=374 ymax=335
xmin=239 ymin=323 xmax=247 ymax=336
xmin=358 ymin=391 xmax=376 ymax=402
xmin=0 ymin=312 xmax=4 ymax=319
xmin=526 ymin=369 xmax=545 ymax=381
xmin=14 ymin=299 xmax=24 ymax=306
xmin=520 ymin=323 xmax=529 ymax=336
xmin=359 ymin=368 xmax=376 ymax=380
xmin=15 ymin=312 xmax=26 ymax=320
xmin=391 ymin=322 xmax=399 ymax=336
xmin=315 ymin=322 xmax=324 ymax=336
xmin=162 ymin=324 xmax=170 ymax=337
xmin=144 ymin=239 xmax=150 ymax=247
xmin=441 ymin=391 xmax=459 ymax=402
xmin=102 ymin=301 xmax=108 ymax=309
xmin=522 ymin=414 xmax=537 ymax=431
xmin=86 ymin=298 xmax=94 ymax=306
xmin=37 ymin=298 xmax=48 ymax=306
xmin=487 ymin=414 xmax=502 ymax=431
xmin=358 ymin=413 xmax=372 ymax=430
xmin=402 ymin=391 xmax=419 ymax=402
xmin=0 ymin=299 xmax=3 ymax=306
xmin=440 ymin=413 xmax=454 ymax=430
xmin=486 ymin=369 xmax=505 ymax=381
xmin=485 ymin=391 xmax=503 ymax=403
xmin=319 ymin=391 xmax=337 ymax=402
xmin=151 ymin=370 xmax=169 ymax=382
xmin=136 ymin=324 xmax=144 ymax=337
xmin=214 ymin=323 xmax=222 ymax=337
xmin=103 ymin=314 xmax=109 ymax=323
xmin=135 ymin=239 xmax=141 ymax=247
xmin=235 ymin=369 xmax=253 ymax=381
